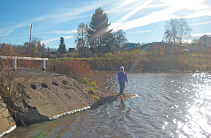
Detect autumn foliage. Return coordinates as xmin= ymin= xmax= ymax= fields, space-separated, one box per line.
xmin=47 ymin=59 xmax=92 ymax=81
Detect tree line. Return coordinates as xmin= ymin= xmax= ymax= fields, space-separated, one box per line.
xmin=74 ymin=7 xmax=193 ymax=57
xmin=0 ymin=40 xmax=56 ymax=58
xmin=74 ymin=7 xmax=127 ymax=57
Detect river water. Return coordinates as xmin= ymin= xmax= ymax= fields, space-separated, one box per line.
xmin=3 ymin=72 xmax=211 ymax=138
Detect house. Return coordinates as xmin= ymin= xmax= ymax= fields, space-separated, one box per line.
xmin=111 ymin=45 xmax=120 ymax=52
xmin=199 ymin=35 xmax=211 ymax=49
xmin=141 ymin=41 xmax=163 ymax=50
xmin=122 ymin=43 xmax=138 ymax=48
xmin=187 ymin=45 xmax=204 ymax=51
xmin=121 ymin=43 xmax=139 ymax=51
xmin=141 ymin=43 xmax=151 ymax=50
xmin=68 ymin=48 xmax=77 ymax=53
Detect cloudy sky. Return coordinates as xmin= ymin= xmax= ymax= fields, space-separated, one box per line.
xmin=0 ymin=0 xmax=211 ymax=49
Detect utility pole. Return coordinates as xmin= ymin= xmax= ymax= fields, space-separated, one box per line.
xmin=27 ymin=24 xmax=32 ymax=68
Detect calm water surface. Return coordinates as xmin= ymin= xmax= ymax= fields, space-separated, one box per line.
xmin=4 ymin=72 xmax=211 ymax=138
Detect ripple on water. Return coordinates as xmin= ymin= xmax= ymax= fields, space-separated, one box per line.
xmin=4 ymin=72 xmax=211 ymax=138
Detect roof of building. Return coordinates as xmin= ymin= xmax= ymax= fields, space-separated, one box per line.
xmin=68 ymin=48 xmax=76 ymax=53
xmin=201 ymin=35 xmax=211 ymax=38
xmin=123 ymin=43 xmax=138 ymax=48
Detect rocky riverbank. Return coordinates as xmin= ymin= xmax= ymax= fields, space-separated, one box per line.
xmin=0 ymin=69 xmax=137 ymax=137
xmin=0 ymin=96 xmax=16 ymax=137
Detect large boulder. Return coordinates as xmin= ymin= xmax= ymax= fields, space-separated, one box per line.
xmin=11 ymin=69 xmax=94 ymax=126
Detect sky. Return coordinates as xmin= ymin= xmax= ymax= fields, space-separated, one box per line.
xmin=0 ymin=0 xmax=211 ymax=49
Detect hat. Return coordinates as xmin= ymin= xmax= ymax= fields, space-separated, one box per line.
xmin=120 ymin=66 xmax=124 ymax=71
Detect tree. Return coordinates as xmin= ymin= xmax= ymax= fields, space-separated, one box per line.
xmin=191 ymin=37 xmax=199 ymax=45
xmin=24 ymin=38 xmax=41 ymax=57
xmin=0 ymin=43 xmax=13 ymax=56
xmin=58 ymin=37 xmax=66 ymax=54
xmin=177 ymin=18 xmax=192 ymax=45
xmin=34 ymin=41 xmax=41 ymax=57
xmin=113 ymin=29 xmax=128 ymax=47
xmin=41 ymin=43 xmax=45 ymax=57
xmin=75 ymin=23 xmax=89 ymax=57
xmin=7 ymin=45 xmax=13 ymax=55
xmin=88 ymin=7 xmax=114 ymax=55
xmin=164 ymin=18 xmax=191 ymax=45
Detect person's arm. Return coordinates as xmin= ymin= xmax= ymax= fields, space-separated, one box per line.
xmin=118 ymin=73 xmax=121 ymax=83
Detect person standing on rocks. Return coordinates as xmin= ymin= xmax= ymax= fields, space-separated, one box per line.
xmin=117 ymin=66 xmax=128 ymax=95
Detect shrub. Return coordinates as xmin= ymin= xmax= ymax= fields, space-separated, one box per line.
xmin=82 ymin=77 xmax=89 ymax=84
xmin=91 ymin=95 xmax=100 ymax=101
xmin=47 ymin=59 xmax=92 ymax=81
xmin=88 ymin=81 xmax=97 ymax=87
xmin=88 ymin=87 xmax=95 ymax=94
xmin=0 ymin=59 xmax=25 ymax=125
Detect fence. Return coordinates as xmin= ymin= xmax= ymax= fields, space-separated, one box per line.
xmin=0 ymin=56 xmax=48 ymax=71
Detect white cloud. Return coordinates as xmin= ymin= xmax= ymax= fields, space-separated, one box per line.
xmin=127 ymin=30 xmax=153 ymax=34
xmin=117 ymin=0 xmax=153 ymax=22
xmin=0 ymin=28 xmax=14 ymax=36
xmin=159 ymin=0 xmax=209 ymax=11
xmin=41 ymin=36 xmax=74 ymax=44
xmin=0 ymin=0 xmax=111 ymax=37
xmin=0 ymin=22 xmax=29 ymax=36
xmin=191 ymin=32 xmax=211 ymax=37
xmin=44 ymin=30 xmax=76 ymax=34
xmin=110 ymin=6 xmax=180 ymax=31
xmin=190 ymin=21 xmax=211 ymax=26
xmin=185 ymin=10 xmax=211 ymax=19
xmin=110 ymin=0 xmax=211 ymax=31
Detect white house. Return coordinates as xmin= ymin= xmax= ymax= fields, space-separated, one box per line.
xmin=199 ymin=35 xmax=211 ymax=48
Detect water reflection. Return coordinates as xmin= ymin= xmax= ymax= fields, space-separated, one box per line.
xmin=178 ymin=73 xmax=211 ymax=137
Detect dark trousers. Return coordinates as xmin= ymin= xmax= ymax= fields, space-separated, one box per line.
xmin=119 ymin=82 xmax=125 ymax=93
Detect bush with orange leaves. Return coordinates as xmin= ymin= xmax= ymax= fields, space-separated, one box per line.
xmin=0 ymin=59 xmax=20 ymax=113
xmin=47 ymin=59 xmax=92 ymax=81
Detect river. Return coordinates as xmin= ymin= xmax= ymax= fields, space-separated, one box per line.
xmin=3 ymin=72 xmax=211 ymax=138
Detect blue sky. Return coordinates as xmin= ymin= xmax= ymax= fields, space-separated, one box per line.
xmin=0 ymin=0 xmax=211 ymax=49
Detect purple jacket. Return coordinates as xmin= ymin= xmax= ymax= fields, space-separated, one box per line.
xmin=118 ymin=71 xmax=127 ymax=82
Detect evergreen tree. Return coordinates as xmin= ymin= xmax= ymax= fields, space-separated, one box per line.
xmin=58 ymin=37 xmax=66 ymax=54
xmin=88 ymin=7 xmax=114 ymax=55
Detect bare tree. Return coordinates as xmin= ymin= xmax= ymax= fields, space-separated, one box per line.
xmin=177 ymin=18 xmax=192 ymax=45
xmin=75 ymin=23 xmax=89 ymax=57
xmin=164 ymin=18 xmax=191 ymax=45
xmin=113 ymin=29 xmax=128 ymax=47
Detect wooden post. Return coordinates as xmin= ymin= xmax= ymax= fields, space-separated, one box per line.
xmin=43 ymin=60 xmax=46 ymax=71
xmin=13 ymin=57 xmax=17 ymax=71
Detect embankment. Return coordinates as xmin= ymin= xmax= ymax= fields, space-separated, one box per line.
xmin=0 ymin=96 xmax=16 ymax=137
xmin=0 ymin=69 xmax=137 ymax=137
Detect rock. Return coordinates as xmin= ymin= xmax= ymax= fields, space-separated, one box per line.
xmin=90 ymin=102 xmax=99 ymax=109
xmin=0 ymin=96 xmax=16 ymax=137
xmin=10 ymin=69 xmax=94 ymax=126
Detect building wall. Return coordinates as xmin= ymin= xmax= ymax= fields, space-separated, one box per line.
xmin=199 ymin=35 xmax=211 ymax=48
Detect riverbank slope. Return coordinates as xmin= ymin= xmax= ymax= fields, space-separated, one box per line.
xmin=0 ymin=69 xmax=137 ymax=137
